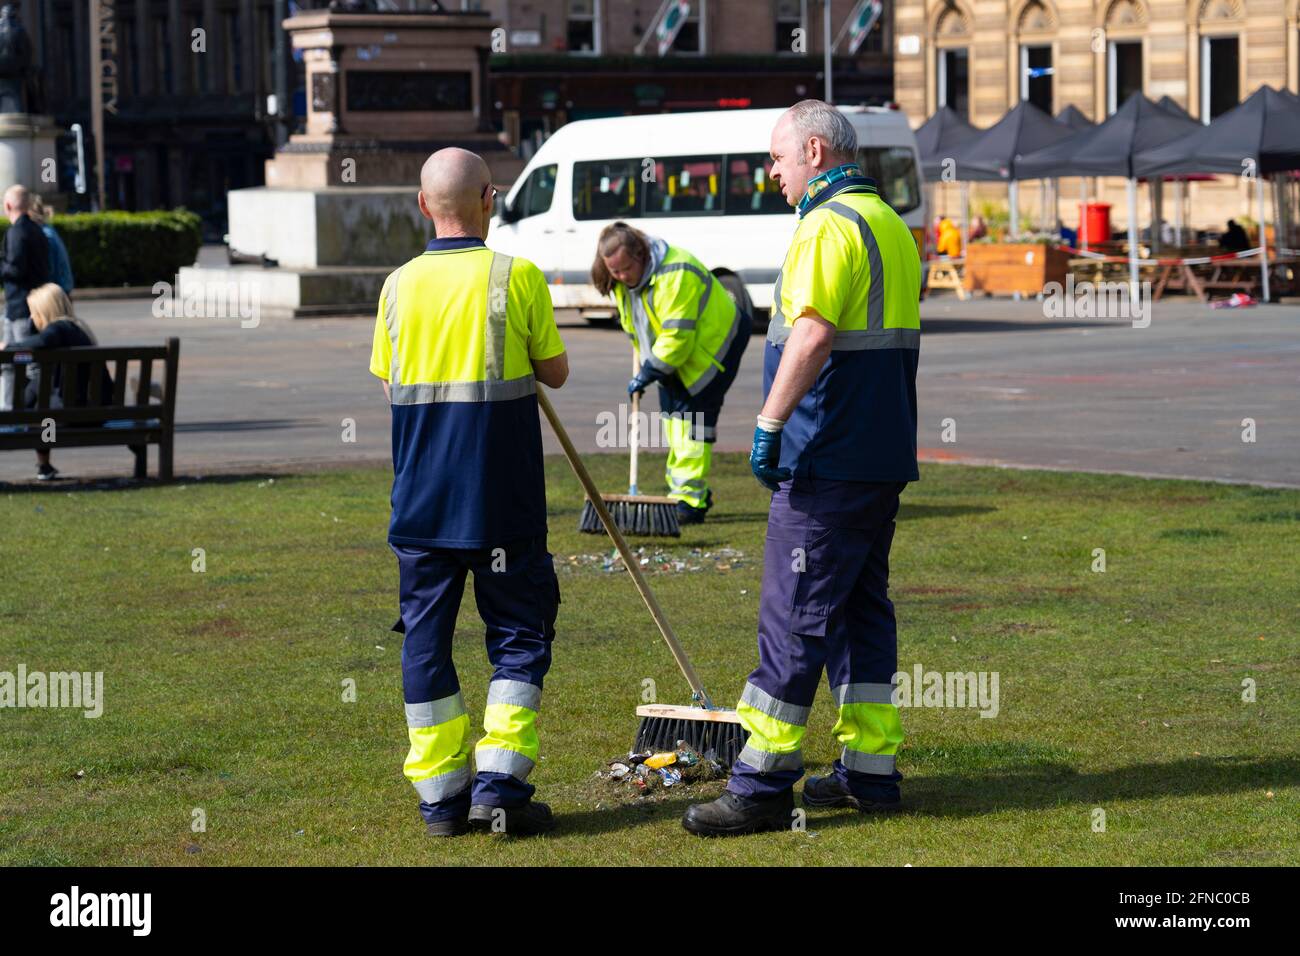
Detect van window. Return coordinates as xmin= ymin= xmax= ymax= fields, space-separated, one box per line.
xmin=573 ymin=159 xmax=642 ymax=220
xmin=517 ymin=164 xmax=558 ymax=219
xmin=857 ymin=147 xmax=921 ymax=216
xmin=646 ymin=156 xmax=724 ymax=215
xmin=725 ymin=154 xmax=790 ymax=215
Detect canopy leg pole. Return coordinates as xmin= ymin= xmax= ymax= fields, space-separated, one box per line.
xmin=1151 ymin=178 xmax=1162 ymax=256
xmin=962 ymin=180 xmax=970 ymax=249
xmin=1009 ymin=181 xmax=1019 ymax=241
xmin=1079 ymin=178 xmax=1088 ymax=250
xmin=1174 ymin=179 xmax=1184 ymax=247
xmin=1127 ymin=177 xmax=1140 ymax=305
xmin=1258 ymin=174 xmax=1271 ymax=304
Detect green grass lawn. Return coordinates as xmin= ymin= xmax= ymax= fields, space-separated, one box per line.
xmin=1 ymin=456 xmax=1297 ymax=866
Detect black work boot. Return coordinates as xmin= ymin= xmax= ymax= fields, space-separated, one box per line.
xmin=425 ymin=818 xmax=469 ymax=838
xmin=802 ymin=774 xmax=902 ymax=813
xmin=682 ymin=790 xmax=794 ymax=837
xmin=676 ymin=501 xmax=706 ymax=525
xmin=468 ymin=800 xmax=555 ymax=836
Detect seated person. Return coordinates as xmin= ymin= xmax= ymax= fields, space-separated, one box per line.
xmin=1219 ymin=219 xmax=1251 ymax=253
xmin=2 ymin=282 xmax=113 ymax=480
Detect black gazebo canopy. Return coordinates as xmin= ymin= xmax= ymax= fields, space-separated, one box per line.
xmin=1017 ymin=94 xmax=1202 ymax=180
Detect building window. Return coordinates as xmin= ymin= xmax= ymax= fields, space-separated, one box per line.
xmin=225 ymin=10 xmax=244 ymax=92
xmin=671 ymin=5 xmax=703 ymax=55
xmin=1107 ymin=40 xmax=1142 ymax=114
xmin=937 ymin=47 xmax=969 ymax=118
xmin=1020 ymin=44 xmax=1053 ymax=113
xmin=192 ymin=16 xmax=207 ymax=92
xmin=155 ymin=17 xmax=172 ymax=92
xmin=1201 ymin=35 xmax=1239 ymax=122
xmin=567 ymin=0 xmax=600 ymax=54
xmin=774 ymin=0 xmax=802 ymax=54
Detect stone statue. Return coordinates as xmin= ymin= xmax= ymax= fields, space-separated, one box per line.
xmin=0 ymin=4 xmax=40 ymax=114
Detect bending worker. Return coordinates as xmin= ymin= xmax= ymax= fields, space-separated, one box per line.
xmin=371 ymin=148 xmax=569 ymax=838
xmin=592 ymin=223 xmax=750 ymax=524
xmin=684 ymin=100 xmax=921 ymax=836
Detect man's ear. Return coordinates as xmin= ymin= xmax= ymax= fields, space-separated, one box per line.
xmin=417 ymin=190 xmax=432 ymax=221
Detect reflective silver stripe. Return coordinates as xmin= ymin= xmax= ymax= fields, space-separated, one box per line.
xmin=841 ymin=748 xmax=896 ymax=775
xmin=629 ymin=290 xmax=657 ymax=364
xmin=412 ymin=766 xmax=471 ymax=803
xmin=485 ymin=679 xmax=541 ymax=712
xmin=738 ymin=743 xmax=802 ymax=773
xmin=770 ymin=264 xmax=786 ymax=326
xmin=405 ymin=691 xmax=467 ymax=728
xmin=741 ymin=681 xmax=811 ymax=727
xmin=645 ymin=352 xmax=676 ymax=375
xmin=485 ymin=252 xmax=513 ymax=381
xmin=766 ymin=323 xmax=919 ymax=351
xmin=384 ymin=266 xmax=404 ymax=385
xmin=654 ymin=261 xmax=713 ymax=321
xmin=475 ymin=746 xmax=535 ymax=780
xmin=662 ymin=318 xmax=696 ymax=330
xmin=388 ymin=376 xmax=536 ymax=405
xmin=832 ymin=682 xmax=896 ymax=706
xmin=824 ymin=201 xmax=885 ymax=332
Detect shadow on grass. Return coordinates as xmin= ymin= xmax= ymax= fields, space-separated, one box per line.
xmin=553 ymin=754 xmax=1300 ymax=835
xmin=806 ymin=754 xmax=1300 ymax=832
xmin=0 ymin=472 xmax=284 ymax=495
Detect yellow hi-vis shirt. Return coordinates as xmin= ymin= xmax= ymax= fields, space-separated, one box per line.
xmin=765 ymin=178 xmax=921 ymax=482
xmin=370 ymin=237 xmax=565 ymax=547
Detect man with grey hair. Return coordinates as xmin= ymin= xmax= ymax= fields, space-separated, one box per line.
xmin=684 ymin=100 xmax=922 ymax=836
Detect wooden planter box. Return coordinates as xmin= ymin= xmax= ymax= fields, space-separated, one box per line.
xmin=964 ymin=242 xmax=1072 ymax=296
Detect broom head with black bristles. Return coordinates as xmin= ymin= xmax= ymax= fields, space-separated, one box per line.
xmin=579 ymin=493 xmax=680 ymax=537
xmin=634 ymin=704 xmax=746 ymax=769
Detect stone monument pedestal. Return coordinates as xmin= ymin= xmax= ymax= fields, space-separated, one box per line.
xmin=0 ymin=113 xmax=58 ymax=196
xmin=183 ymin=9 xmax=519 ymax=317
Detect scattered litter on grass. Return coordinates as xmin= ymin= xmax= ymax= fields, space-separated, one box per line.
xmin=559 ymin=547 xmax=747 ymax=576
xmin=598 ymin=741 xmax=726 ymax=799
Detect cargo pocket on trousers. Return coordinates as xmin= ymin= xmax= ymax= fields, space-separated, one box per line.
xmin=789 ymin=525 xmax=837 ymax=637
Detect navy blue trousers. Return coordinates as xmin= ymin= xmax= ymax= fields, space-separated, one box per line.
xmin=392 ymin=535 xmax=558 ymax=822
xmin=727 ymin=477 xmax=907 ymax=802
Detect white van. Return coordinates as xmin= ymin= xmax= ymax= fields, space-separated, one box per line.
xmin=489 ymin=105 xmax=926 ymax=323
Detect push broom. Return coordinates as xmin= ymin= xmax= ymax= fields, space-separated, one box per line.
xmin=578 ymin=347 xmax=680 ymax=538
xmin=538 ymin=387 xmax=745 ymax=766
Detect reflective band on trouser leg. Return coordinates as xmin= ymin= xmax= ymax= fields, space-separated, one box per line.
xmin=831 ymin=681 xmax=902 ymax=776
xmin=474 ymin=679 xmax=541 ymax=781
xmin=663 ymin=414 xmax=710 ymax=509
xmin=404 ymin=692 xmax=472 ymax=807
xmin=733 ymin=681 xmax=809 ymax=775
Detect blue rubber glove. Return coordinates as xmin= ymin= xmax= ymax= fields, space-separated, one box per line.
xmin=750 ymin=425 xmax=792 ymax=492
xmin=627 ymin=359 xmax=667 ymax=397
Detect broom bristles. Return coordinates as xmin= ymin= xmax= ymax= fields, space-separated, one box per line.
xmin=635 ymin=715 xmax=746 ymax=770
xmin=578 ymin=496 xmax=681 ymax=537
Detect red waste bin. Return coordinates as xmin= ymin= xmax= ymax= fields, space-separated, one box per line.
xmin=1078 ymin=202 xmax=1111 ymax=251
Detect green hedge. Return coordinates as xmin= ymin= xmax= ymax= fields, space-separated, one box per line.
xmin=0 ymin=209 xmax=203 ymax=289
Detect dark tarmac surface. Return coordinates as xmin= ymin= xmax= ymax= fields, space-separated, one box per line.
xmin=3 ymin=291 xmax=1296 ymax=489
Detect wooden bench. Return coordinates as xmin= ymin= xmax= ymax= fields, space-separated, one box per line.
xmin=0 ymin=337 xmax=179 ymax=480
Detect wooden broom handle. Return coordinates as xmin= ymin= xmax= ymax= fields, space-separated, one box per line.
xmin=536 ymin=386 xmax=713 ymax=708
xmin=629 ymin=347 xmax=640 ymax=493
